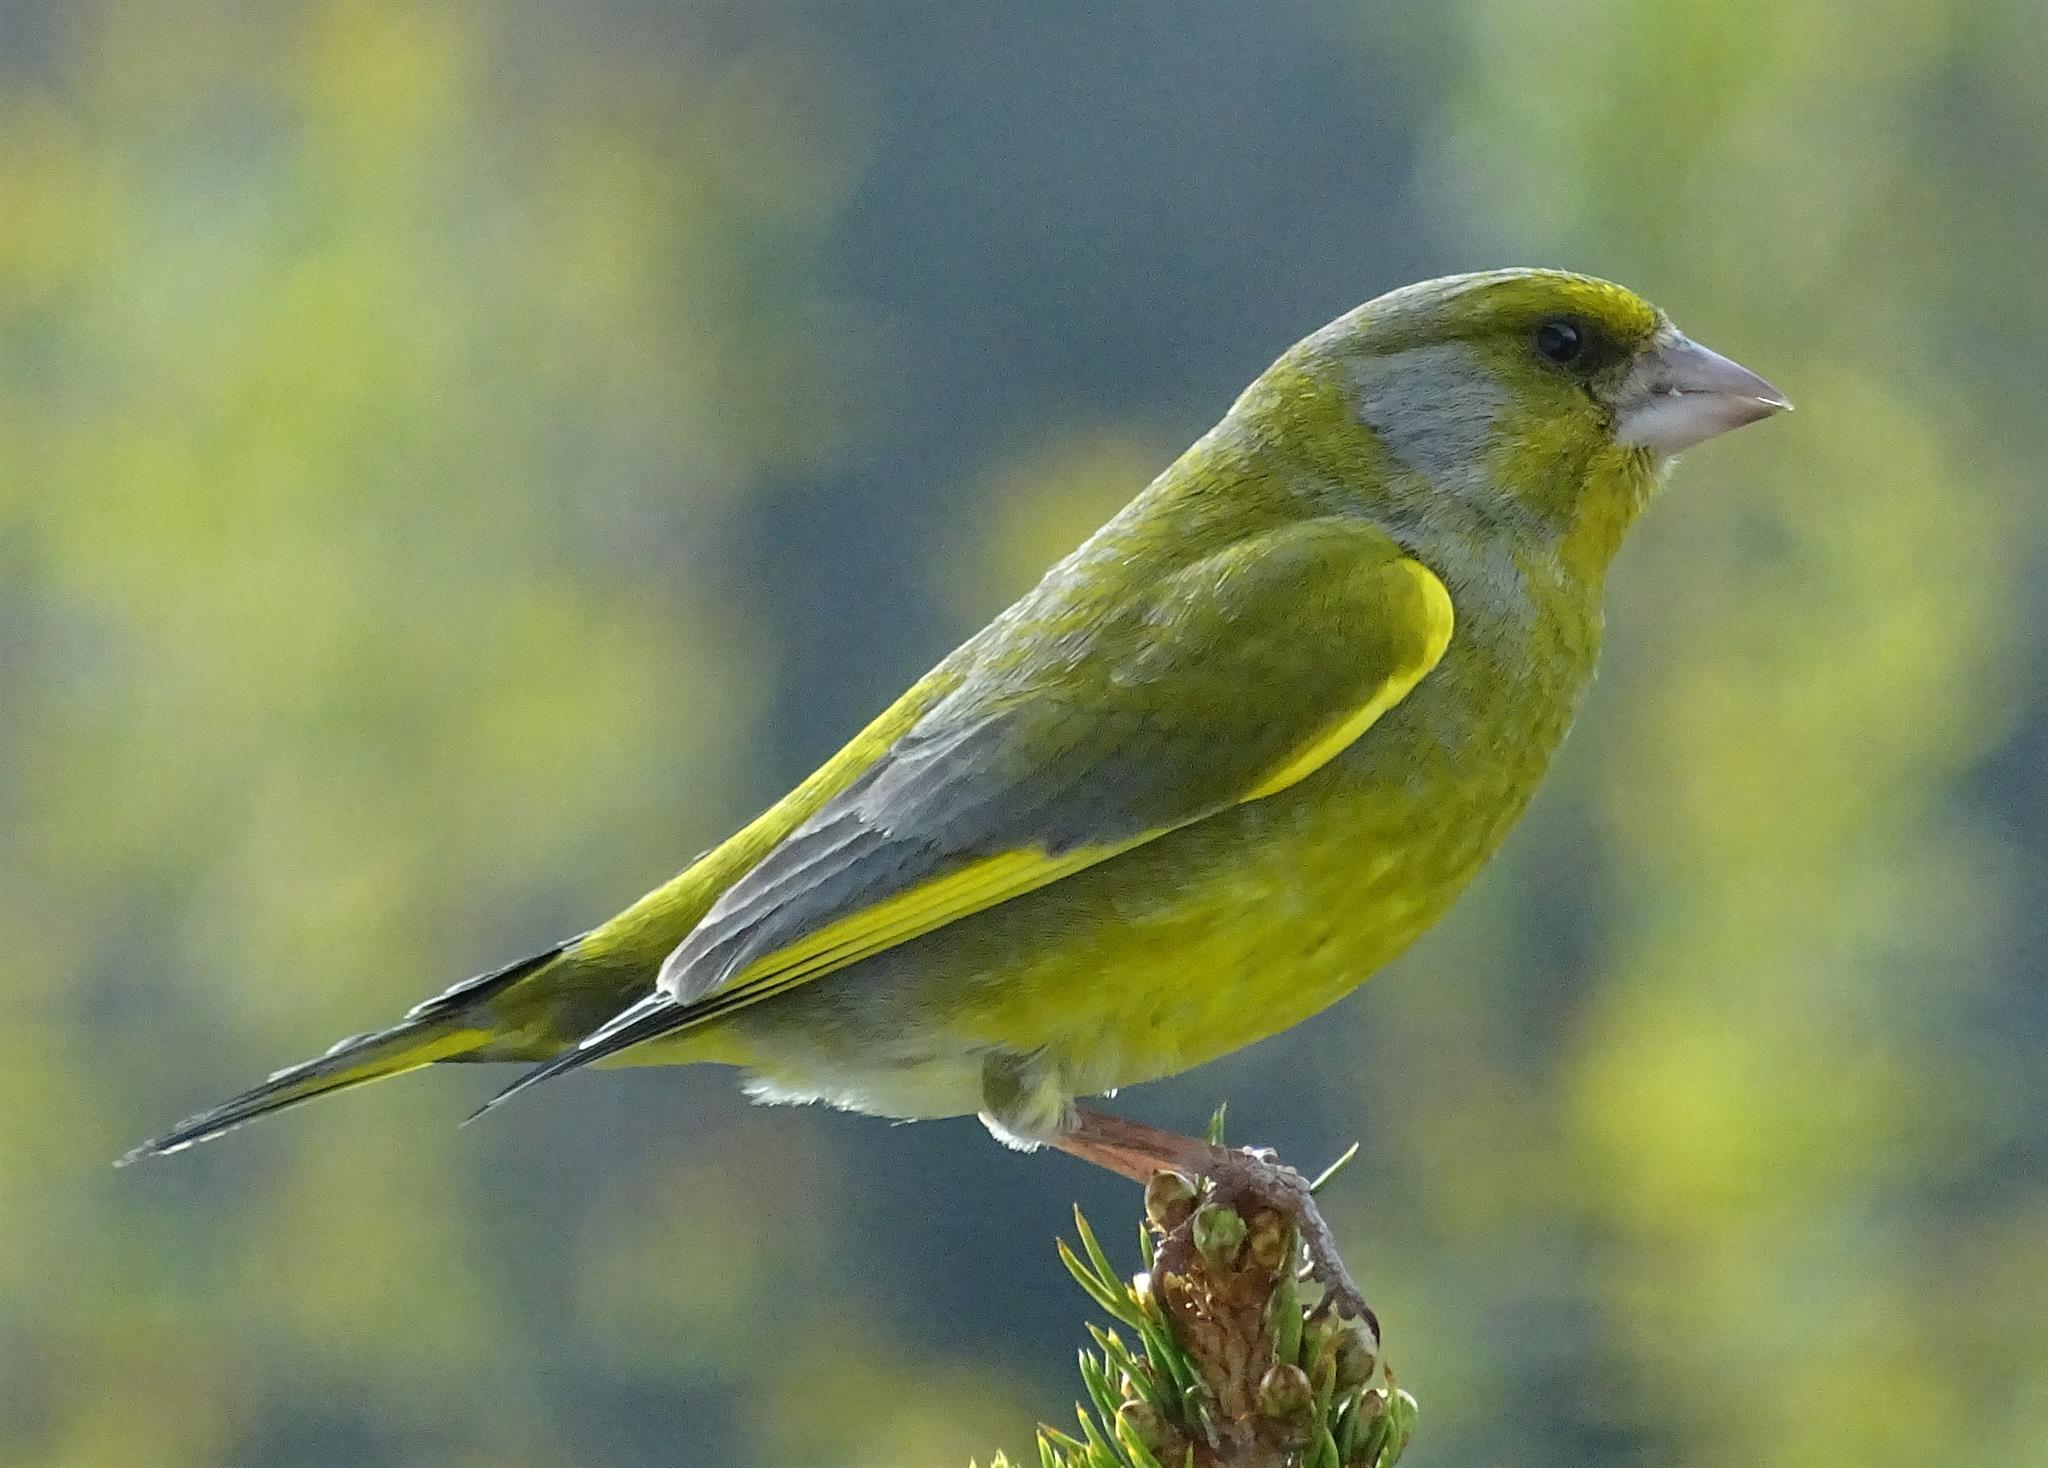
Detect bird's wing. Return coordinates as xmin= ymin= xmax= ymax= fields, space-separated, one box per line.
xmin=479 ymin=517 xmax=1452 ymax=1107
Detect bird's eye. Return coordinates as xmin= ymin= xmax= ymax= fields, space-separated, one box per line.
xmin=1535 ymin=318 xmax=1586 ymax=367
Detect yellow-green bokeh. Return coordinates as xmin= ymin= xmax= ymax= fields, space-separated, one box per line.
xmin=3 ymin=2 xmax=2042 ymax=1465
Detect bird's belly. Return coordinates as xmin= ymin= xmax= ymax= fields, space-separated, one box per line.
xmin=718 ymin=727 xmax=1544 ymax=1120
xmin=972 ymin=787 xmax=1493 ymax=1097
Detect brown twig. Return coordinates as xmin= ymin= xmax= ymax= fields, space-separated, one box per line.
xmin=1017 ymin=1136 xmax=1417 ymax=1468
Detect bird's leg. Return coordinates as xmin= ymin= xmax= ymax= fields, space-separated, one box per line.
xmin=1052 ymin=1107 xmax=1378 ymax=1336
xmin=1046 ymin=1107 xmax=1228 ymax=1181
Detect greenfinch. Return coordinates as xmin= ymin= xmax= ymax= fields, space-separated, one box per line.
xmin=128 ymin=269 xmax=1787 ymax=1171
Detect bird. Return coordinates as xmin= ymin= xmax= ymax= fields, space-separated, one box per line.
xmin=127 ymin=270 xmax=1788 ymax=1248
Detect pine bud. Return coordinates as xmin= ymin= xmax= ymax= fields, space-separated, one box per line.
xmin=1258 ymin=1362 xmax=1314 ymax=1421
xmin=1143 ymin=1170 xmax=1198 ymax=1233
xmin=1191 ymin=1202 xmax=1247 ymax=1271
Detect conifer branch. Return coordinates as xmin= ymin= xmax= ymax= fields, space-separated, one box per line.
xmin=979 ymin=1127 xmax=1417 ymax=1468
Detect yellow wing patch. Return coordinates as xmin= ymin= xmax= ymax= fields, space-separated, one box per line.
xmin=693 ymin=556 xmax=1453 ymax=1016
xmin=715 ymin=836 xmax=1151 ymax=1005
xmin=1242 ymin=558 xmax=1454 ymax=801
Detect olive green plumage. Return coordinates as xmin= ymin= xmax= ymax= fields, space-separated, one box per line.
xmin=128 ymin=268 xmax=1787 ymax=1162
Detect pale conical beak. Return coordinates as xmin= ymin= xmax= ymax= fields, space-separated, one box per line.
xmin=1614 ymin=330 xmax=1792 ymax=457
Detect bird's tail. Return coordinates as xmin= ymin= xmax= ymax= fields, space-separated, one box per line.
xmin=119 ymin=943 xmax=566 ymax=1164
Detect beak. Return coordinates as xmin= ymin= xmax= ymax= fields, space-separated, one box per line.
xmin=1614 ymin=329 xmax=1792 ymax=457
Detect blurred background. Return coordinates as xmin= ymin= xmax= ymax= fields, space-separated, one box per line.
xmin=3 ymin=2 xmax=2044 ymax=1464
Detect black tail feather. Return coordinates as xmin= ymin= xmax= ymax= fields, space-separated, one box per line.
xmin=465 ymin=988 xmax=679 ymax=1123
xmin=121 ymin=941 xmax=570 ymax=1164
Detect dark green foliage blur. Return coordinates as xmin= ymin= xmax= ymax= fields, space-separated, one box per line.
xmin=3 ymin=2 xmax=2042 ymax=1464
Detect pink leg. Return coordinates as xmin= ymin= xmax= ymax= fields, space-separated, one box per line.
xmin=1047 ymin=1107 xmax=1230 ymax=1181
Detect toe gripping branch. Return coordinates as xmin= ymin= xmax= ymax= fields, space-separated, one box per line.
xmin=1036 ymin=1115 xmax=1419 ymax=1468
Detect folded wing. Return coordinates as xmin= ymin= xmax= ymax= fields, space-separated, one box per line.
xmin=477 ymin=517 xmax=1453 ymax=1111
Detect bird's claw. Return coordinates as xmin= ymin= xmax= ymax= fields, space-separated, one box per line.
xmin=1207 ymin=1147 xmax=1380 ymax=1343
xmin=1049 ymin=1108 xmax=1380 ymax=1342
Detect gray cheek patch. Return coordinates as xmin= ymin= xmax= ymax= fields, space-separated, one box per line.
xmin=1351 ymin=343 xmax=1507 ymax=495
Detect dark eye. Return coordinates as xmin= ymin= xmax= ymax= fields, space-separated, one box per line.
xmin=1535 ymin=318 xmax=1586 ymax=366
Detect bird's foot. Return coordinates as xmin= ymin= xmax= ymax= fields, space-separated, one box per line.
xmin=1206 ymin=1147 xmax=1378 ymax=1338
xmin=1052 ymin=1107 xmax=1378 ymax=1341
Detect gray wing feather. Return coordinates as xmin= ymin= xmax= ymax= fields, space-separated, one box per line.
xmin=655 ymin=518 xmax=1424 ymax=1010
xmin=661 ymin=701 xmax=1145 ymax=1003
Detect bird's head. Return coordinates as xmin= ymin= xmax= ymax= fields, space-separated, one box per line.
xmin=1251 ymin=269 xmax=1789 ymax=569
